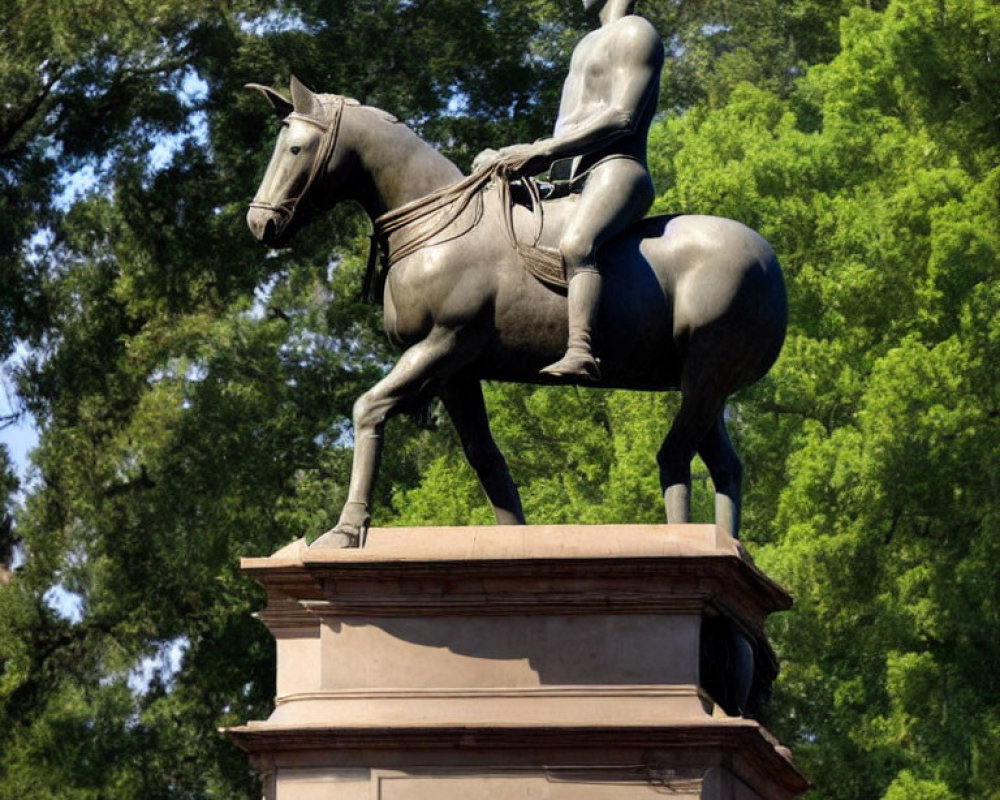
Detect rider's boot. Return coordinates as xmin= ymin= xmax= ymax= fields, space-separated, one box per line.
xmin=541 ymin=269 xmax=602 ymax=381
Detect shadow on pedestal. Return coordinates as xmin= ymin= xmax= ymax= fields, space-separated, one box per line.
xmin=224 ymin=524 xmax=809 ymax=799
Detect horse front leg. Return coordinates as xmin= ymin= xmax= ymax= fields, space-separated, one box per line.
xmin=439 ymin=373 xmax=525 ymax=525
xmin=312 ymin=328 xmax=465 ymax=548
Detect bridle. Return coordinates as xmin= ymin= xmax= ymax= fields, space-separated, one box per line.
xmin=248 ymin=94 xmax=346 ymax=229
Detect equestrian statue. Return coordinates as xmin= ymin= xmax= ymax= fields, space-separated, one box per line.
xmin=246 ymin=0 xmax=787 ymax=548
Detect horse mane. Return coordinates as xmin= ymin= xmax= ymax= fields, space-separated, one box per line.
xmin=315 ymin=94 xmax=401 ymax=126
xmin=293 ymin=92 xmax=566 ymax=304
xmin=294 ymin=94 xmax=562 ymax=304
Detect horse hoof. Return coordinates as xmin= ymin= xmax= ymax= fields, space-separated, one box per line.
xmin=310 ymin=528 xmax=360 ymax=549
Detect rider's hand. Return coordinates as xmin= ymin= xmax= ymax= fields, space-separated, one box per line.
xmin=495 ymin=144 xmax=541 ymax=175
xmin=473 ymin=144 xmax=548 ymax=177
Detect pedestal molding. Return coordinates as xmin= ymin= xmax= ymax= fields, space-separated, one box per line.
xmin=243 ymin=525 xmax=791 ymax=631
xmin=227 ymin=525 xmax=809 ymax=798
xmin=258 ymin=592 xmax=709 ymax=622
xmin=273 ymin=684 xmax=708 ymax=702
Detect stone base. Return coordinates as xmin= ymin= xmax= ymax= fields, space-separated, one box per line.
xmin=228 ymin=724 xmax=802 ymax=799
xmin=225 ymin=525 xmax=808 ymax=799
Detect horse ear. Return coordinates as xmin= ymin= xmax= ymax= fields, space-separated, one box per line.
xmin=245 ymin=83 xmax=293 ymax=118
xmin=289 ymin=74 xmax=322 ymax=117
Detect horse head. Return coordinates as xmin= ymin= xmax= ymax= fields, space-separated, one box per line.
xmin=246 ymin=76 xmax=359 ymax=247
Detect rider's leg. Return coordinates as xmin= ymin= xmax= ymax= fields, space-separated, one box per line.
xmin=541 ymin=266 xmax=602 ymax=380
xmin=541 ymin=158 xmax=654 ymax=380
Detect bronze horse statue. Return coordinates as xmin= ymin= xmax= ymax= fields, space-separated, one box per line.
xmin=246 ymin=77 xmax=787 ymax=547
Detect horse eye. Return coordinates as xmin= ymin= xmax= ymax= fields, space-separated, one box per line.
xmin=290 ymin=146 xmax=301 ymax=155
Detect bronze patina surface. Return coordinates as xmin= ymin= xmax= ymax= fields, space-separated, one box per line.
xmin=246 ymin=6 xmax=786 ymax=546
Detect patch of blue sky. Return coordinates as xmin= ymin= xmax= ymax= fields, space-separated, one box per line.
xmin=51 ymin=67 xmax=210 ymax=207
xmin=279 ymin=328 xmax=342 ymax=366
xmin=53 ymin=154 xmax=114 ymax=212
xmin=44 ymin=584 xmax=85 ymax=624
xmin=248 ymin=272 xmax=285 ymax=320
xmin=146 ymin=358 xmax=208 ymax=387
xmin=237 ymin=8 xmax=316 ymax=36
xmin=1 ymin=341 xmax=39 ymax=488
xmin=444 ymin=90 xmax=470 ymax=118
xmin=127 ymin=636 xmax=190 ymax=695
xmin=702 ymin=23 xmax=730 ymax=36
xmin=0 ymin=409 xmax=37 ymax=487
xmin=147 ymin=109 xmax=210 ymax=173
xmin=179 ymin=68 xmax=208 ymax=107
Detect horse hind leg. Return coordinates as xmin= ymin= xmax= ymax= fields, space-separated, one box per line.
xmin=657 ymin=398 xmax=721 ymax=527
xmin=698 ymin=414 xmax=743 ymax=538
xmin=656 ymin=351 xmax=733 ymax=527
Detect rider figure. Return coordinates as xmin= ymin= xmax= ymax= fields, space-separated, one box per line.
xmin=476 ymin=0 xmax=663 ymax=381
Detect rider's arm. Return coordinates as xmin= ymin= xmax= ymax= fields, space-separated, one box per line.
xmin=513 ymin=19 xmax=663 ymax=174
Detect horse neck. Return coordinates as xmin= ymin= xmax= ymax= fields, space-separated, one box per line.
xmin=340 ymin=107 xmax=463 ymax=219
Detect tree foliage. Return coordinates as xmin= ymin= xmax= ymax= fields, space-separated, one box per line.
xmin=1 ymin=1 xmax=998 ymax=798
xmin=650 ymin=3 xmax=999 ymax=796
xmin=0 ymin=1 xmax=585 ymax=796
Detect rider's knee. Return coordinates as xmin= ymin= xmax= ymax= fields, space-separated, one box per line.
xmin=559 ymin=230 xmax=597 ymax=274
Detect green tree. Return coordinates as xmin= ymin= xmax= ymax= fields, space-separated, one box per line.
xmin=640 ymin=2 xmax=1000 ymax=797
xmin=0 ymin=1 xmax=589 ymax=796
xmin=4 ymin=0 xmax=998 ymax=798
xmin=393 ymin=2 xmax=1000 ymax=798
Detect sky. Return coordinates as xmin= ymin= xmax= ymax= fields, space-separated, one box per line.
xmin=0 ymin=415 xmax=36 ymax=483
xmin=1 ymin=352 xmax=37 ymax=487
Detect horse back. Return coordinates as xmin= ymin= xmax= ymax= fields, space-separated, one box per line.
xmin=496 ymin=199 xmax=786 ymax=391
xmin=389 ymin=186 xmax=786 ymax=394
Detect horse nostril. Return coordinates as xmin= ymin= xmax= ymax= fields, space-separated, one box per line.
xmin=247 ymin=205 xmax=288 ymax=246
xmin=247 ymin=207 xmax=275 ymax=242
xmin=247 ymin=209 xmax=261 ymax=239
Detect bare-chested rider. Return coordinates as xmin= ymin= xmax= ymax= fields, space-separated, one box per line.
xmin=476 ymin=0 xmax=663 ymax=381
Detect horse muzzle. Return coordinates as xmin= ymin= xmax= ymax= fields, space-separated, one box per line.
xmin=247 ymin=203 xmax=291 ymax=247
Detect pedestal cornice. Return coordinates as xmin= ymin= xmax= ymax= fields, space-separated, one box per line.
xmin=241 ymin=524 xmax=790 ymax=630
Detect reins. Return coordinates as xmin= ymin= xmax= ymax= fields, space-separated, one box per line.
xmin=249 ymin=94 xmax=560 ymax=303
xmin=362 ymin=158 xmax=555 ymax=303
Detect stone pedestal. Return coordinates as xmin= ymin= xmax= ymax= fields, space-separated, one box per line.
xmin=225 ymin=524 xmax=808 ymax=799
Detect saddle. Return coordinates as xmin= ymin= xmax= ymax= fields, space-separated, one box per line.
xmin=502 ymin=156 xmax=587 ymax=290
xmin=500 ymin=176 xmax=569 ymax=291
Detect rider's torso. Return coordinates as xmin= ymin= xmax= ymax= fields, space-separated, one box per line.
xmin=553 ymin=19 xmax=659 ymax=175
